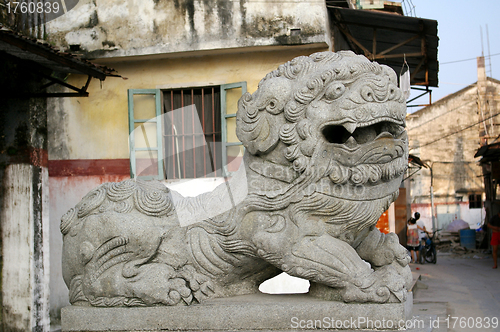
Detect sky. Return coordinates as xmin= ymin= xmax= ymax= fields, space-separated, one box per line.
xmin=404 ymin=0 xmax=500 ymax=109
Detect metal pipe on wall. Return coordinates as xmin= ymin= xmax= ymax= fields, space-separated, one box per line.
xmin=429 ymin=164 xmax=436 ymax=230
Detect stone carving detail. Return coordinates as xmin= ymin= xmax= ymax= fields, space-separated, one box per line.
xmin=61 ymin=51 xmax=411 ymax=307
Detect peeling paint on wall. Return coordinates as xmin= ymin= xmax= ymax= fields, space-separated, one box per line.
xmin=1 ymin=165 xmax=50 ymax=332
xmin=46 ymin=0 xmax=329 ymax=58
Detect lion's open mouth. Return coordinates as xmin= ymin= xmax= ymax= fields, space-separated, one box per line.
xmin=319 ymin=118 xmax=407 ymax=167
xmin=321 ymin=120 xmax=405 ymax=147
xmin=317 ymin=117 xmax=408 ymax=189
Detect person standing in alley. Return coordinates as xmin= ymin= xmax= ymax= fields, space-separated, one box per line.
xmin=414 ymin=212 xmax=428 ymax=263
xmin=407 ymin=216 xmax=420 ymax=263
xmin=488 ymin=211 xmax=500 ymax=269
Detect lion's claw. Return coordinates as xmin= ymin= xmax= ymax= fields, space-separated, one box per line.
xmin=341 ymin=265 xmax=407 ymax=303
xmin=178 ymin=265 xmax=214 ymax=303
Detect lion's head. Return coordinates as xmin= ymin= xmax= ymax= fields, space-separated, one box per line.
xmin=236 ymin=51 xmax=408 ymax=204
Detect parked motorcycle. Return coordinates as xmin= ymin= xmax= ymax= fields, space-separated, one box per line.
xmin=420 ymin=229 xmax=440 ymax=264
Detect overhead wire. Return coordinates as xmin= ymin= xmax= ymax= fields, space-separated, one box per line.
xmin=413 ymin=110 xmax=500 ymax=149
xmin=441 ymin=52 xmax=500 ymax=65
xmin=407 ymin=100 xmax=476 ymax=132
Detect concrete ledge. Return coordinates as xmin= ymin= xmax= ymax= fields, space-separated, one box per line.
xmin=62 ymin=292 xmax=413 ymax=331
xmin=411 ymin=272 xmax=421 ymax=292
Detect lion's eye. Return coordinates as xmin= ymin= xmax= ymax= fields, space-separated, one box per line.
xmin=324 ymin=83 xmax=345 ymax=101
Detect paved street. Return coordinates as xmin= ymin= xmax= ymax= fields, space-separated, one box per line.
xmin=412 ymin=252 xmax=500 ymax=332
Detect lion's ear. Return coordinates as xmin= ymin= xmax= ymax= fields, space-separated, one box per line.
xmin=236 ymin=79 xmax=291 ymax=155
xmin=236 ymin=100 xmax=286 ymax=154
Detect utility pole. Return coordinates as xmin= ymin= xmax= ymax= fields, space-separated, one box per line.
xmin=429 ymin=164 xmax=436 ymax=231
xmin=477 ymin=56 xmax=488 ymax=145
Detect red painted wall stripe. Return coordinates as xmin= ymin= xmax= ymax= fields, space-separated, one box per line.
xmin=29 ymin=147 xmax=49 ymax=167
xmin=48 ymin=159 xmax=130 ymax=177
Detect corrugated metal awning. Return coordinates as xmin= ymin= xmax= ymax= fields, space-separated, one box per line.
xmin=475 ymin=142 xmax=500 ymax=163
xmin=0 ymin=24 xmax=119 ymax=97
xmin=328 ymin=7 xmax=438 ymax=88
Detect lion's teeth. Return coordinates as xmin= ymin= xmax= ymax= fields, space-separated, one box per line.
xmin=342 ymin=122 xmax=357 ymax=134
xmin=344 ymin=136 xmax=358 ymax=148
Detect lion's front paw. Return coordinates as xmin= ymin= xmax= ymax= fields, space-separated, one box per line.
xmin=359 ymin=232 xmax=410 ymax=268
xmin=178 ymin=265 xmax=215 ymax=303
xmin=386 ymin=233 xmax=412 ymax=267
xmin=378 ymin=233 xmax=410 ymax=267
xmin=127 ymin=264 xmax=194 ymax=305
xmin=132 ymin=263 xmax=218 ymax=305
xmin=341 ymin=265 xmax=408 ymax=303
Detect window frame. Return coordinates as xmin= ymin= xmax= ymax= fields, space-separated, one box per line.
xmin=221 ymin=82 xmax=246 ymax=176
xmin=128 ymin=82 xmax=246 ymax=180
xmin=468 ymin=193 xmax=482 ymax=209
xmin=128 ymin=89 xmax=164 ymax=180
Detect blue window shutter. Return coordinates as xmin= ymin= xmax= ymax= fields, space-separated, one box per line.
xmin=221 ymin=82 xmax=246 ymax=176
xmin=127 ymin=89 xmax=164 ymax=180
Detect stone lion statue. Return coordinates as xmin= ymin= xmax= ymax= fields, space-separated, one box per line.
xmin=61 ymin=51 xmax=411 ymax=307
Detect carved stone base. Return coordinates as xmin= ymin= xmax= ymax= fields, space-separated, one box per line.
xmin=62 ymin=292 xmax=413 ymax=331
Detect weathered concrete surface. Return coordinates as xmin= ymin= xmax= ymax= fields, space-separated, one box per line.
xmin=61 ymin=292 xmax=413 ymax=331
xmin=0 ymin=50 xmax=51 ymax=331
xmin=2 ymin=165 xmax=33 ymax=331
xmin=1 ymin=164 xmax=50 ymax=331
xmin=46 ymin=0 xmax=330 ymax=59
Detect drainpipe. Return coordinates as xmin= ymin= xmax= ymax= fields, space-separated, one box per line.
xmin=429 ymin=164 xmax=436 ymax=231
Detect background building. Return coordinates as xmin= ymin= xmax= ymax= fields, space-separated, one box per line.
xmin=406 ymin=57 xmax=500 ymax=232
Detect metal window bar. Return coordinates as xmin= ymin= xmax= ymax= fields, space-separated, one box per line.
xmin=212 ymin=87 xmax=217 ymax=177
xmin=181 ymin=89 xmax=186 ymax=178
xmin=202 ymin=88 xmax=206 ymax=177
xmin=191 ymin=89 xmax=196 ymax=177
xmin=170 ymin=90 xmax=177 ymax=179
xmin=162 ymin=87 xmax=222 ymax=179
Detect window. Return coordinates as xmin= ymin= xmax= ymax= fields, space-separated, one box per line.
xmin=128 ymin=83 xmax=246 ymax=180
xmin=163 ymin=87 xmax=221 ymax=179
xmin=468 ymin=194 xmax=482 ymax=209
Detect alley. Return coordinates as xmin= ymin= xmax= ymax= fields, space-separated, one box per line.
xmin=412 ymin=253 xmax=500 ymax=332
